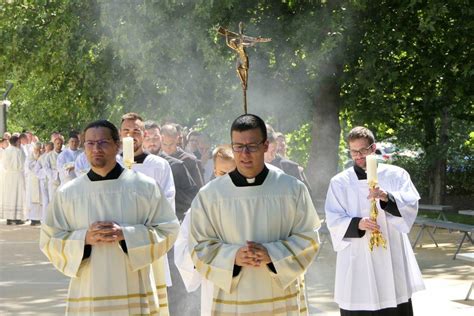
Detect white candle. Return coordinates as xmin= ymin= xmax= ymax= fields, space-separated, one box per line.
xmin=366 ymin=154 xmax=378 ymax=183
xmin=122 ymin=136 xmax=134 ymax=166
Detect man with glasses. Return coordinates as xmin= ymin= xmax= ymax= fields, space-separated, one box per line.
xmin=189 ymin=114 xmax=321 ymax=315
xmin=325 ymin=126 xmax=424 ymax=316
xmin=40 ymin=120 xmax=179 ymax=315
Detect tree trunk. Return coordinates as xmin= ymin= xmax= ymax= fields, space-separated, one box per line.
xmin=306 ymin=75 xmax=341 ymax=209
xmin=430 ymin=107 xmax=449 ymax=204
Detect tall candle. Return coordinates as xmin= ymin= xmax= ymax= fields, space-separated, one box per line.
xmin=366 ymin=154 xmax=378 ymax=183
xmin=123 ymin=136 xmax=134 ymax=167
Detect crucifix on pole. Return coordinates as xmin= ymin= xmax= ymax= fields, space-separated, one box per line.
xmin=217 ymin=22 xmax=271 ymax=114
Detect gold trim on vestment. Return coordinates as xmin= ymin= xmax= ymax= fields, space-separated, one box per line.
xmin=156 ymin=284 xmax=167 ymax=290
xmin=212 ymin=304 xmax=299 ymax=315
xmin=205 ymin=266 xmax=212 ymax=279
xmin=45 ymin=238 xmax=53 ymax=264
xmin=60 ymin=232 xmax=72 ymax=273
xmin=281 ymin=240 xmax=305 ymax=270
xmin=213 ymin=291 xmax=298 ymax=305
xmin=147 ymin=228 xmax=155 ymax=262
xmin=67 ymin=291 xmax=155 ymax=302
xmin=293 ymin=232 xmax=319 ymax=253
xmin=67 ymin=302 xmax=157 ymax=314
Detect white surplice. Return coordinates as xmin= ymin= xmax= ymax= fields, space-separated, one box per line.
xmin=117 ymin=153 xmax=176 ymax=314
xmin=74 ymin=151 xmax=90 ymax=177
xmin=57 ymin=148 xmax=83 ymax=185
xmin=174 ymin=210 xmax=213 ymax=316
xmin=26 ymin=152 xmax=42 ymax=220
xmin=40 ymin=169 xmax=180 ymax=315
xmin=189 ymin=170 xmax=321 ymax=315
xmin=44 ymin=150 xmax=61 ymax=201
xmin=34 ymin=152 xmax=50 ymax=222
xmin=325 ymin=163 xmax=425 ymax=311
xmin=0 ymin=146 xmax=26 ymax=220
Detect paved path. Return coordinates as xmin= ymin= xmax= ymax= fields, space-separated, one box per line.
xmin=0 ymin=221 xmax=472 ymax=315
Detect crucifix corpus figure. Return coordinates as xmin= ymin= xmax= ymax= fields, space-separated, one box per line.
xmin=218 ymin=22 xmax=271 ymax=114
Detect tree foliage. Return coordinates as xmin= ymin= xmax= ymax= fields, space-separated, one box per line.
xmin=1 ymin=0 xmax=472 ymax=201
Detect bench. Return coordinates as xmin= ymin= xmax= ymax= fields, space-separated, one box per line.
xmin=456 ymin=253 xmax=474 ymax=300
xmin=412 ymin=218 xmax=474 ymax=259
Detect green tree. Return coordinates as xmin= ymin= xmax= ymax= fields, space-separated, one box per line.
xmin=341 ymin=0 xmax=473 ymax=203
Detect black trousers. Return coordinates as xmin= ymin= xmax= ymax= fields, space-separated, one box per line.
xmin=340 ymin=299 xmax=413 ymax=316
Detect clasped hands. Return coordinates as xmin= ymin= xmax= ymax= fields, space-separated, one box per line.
xmin=85 ymin=221 xmax=124 ymax=245
xmin=235 ymin=241 xmax=271 ymax=267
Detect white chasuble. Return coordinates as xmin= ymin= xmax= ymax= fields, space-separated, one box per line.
xmin=189 ymin=170 xmax=321 ymax=315
xmin=40 ymin=169 xmax=180 ymax=315
xmin=325 ymin=164 xmax=425 ymax=311
xmin=0 ymin=146 xmax=26 ymax=220
xmin=175 ymin=210 xmax=214 ymax=316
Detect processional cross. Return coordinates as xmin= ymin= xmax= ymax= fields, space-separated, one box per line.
xmin=217 ymin=22 xmax=271 ymax=114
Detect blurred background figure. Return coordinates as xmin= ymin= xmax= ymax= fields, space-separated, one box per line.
xmin=35 ymin=141 xmax=53 ymax=222
xmin=275 ymin=132 xmax=287 ymax=158
xmin=26 ymin=142 xmax=44 ymax=226
xmin=197 ymin=133 xmax=213 ymax=183
xmin=57 ymin=132 xmax=82 ymax=186
xmin=185 ymin=130 xmax=201 ymax=158
xmin=0 ymin=135 xmax=26 ymax=225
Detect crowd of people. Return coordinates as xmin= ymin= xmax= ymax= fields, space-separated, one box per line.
xmin=0 ymin=113 xmax=424 ymax=316
xmin=0 ymin=115 xmax=298 ymax=226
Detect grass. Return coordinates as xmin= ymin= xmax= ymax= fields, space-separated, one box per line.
xmin=418 ymin=210 xmax=474 ymax=225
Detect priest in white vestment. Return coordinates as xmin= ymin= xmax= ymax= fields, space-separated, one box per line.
xmin=74 ymin=151 xmax=90 ymax=177
xmin=119 ymin=112 xmax=176 ymax=315
xmin=175 ymin=145 xmax=236 ymax=316
xmin=44 ymin=136 xmax=64 ymax=201
xmin=325 ymin=126 xmax=424 ymax=316
xmin=189 ymin=114 xmax=321 ymax=315
xmin=40 ymin=120 xmax=179 ymax=316
xmin=0 ymin=135 xmax=26 ymax=224
xmin=34 ymin=142 xmax=53 ymax=222
xmin=26 ymin=142 xmax=44 ymax=225
xmin=56 ymin=134 xmax=82 ymax=186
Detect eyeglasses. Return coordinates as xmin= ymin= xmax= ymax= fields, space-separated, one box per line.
xmin=84 ymin=139 xmax=114 ymax=149
xmin=231 ymin=141 xmax=265 ymax=153
xmin=349 ymin=144 xmax=374 ymax=156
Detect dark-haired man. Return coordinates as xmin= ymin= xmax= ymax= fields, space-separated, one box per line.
xmin=118 ymin=112 xmax=176 ymax=315
xmin=325 ymin=126 xmax=424 ymax=316
xmin=189 ymin=114 xmax=321 ymax=315
xmin=44 ymin=135 xmax=64 ymax=201
xmin=144 ymin=121 xmax=199 ymax=220
xmin=57 ymin=133 xmax=82 ymax=185
xmin=40 ymin=119 xmax=179 ymax=315
xmin=161 ymin=123 xmax=204 ymax=190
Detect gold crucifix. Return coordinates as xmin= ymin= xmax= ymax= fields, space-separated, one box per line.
xmin=217 ymin=22 xmax=271 ymax=114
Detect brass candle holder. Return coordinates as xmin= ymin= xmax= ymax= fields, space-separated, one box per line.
xmin=368 ymin=180 xmax=387 ymax=251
